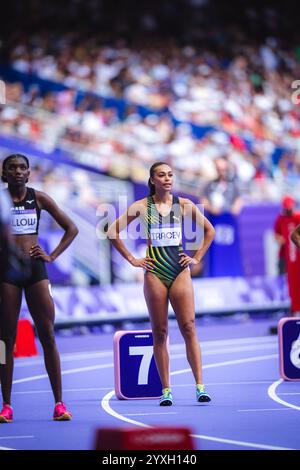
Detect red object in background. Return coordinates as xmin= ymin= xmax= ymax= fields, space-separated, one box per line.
xmin=282 ymin=196 xmax=296 ymax=210
xmin=230 ymin=134 xmax=246 ymax=151
xmin=94 ymin=427 xmax=195 ymax=450
xmin=274 ymin=211 xmax=300 ymax=313
xmin=14 ymin=319 xmax=38 ymax=358
xmin=286 ymin=250 xmax=300 ymax=314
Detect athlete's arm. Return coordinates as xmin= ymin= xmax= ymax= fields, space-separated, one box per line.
xmin=30 ymin=191 xmax=78 ymax=262
xmin=107 ymin=199 xmax=154 ymax=270
xmin=291 ymin=224 xmax=300 ymax=250
xmin=179 ymin=197 xmax=215 ymax=268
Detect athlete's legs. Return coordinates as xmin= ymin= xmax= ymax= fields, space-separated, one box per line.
xmin=144 ymin=272 xmax=170 ymax=389
xmin=0 ymin=283 xmax=22 ymax=405
xmin=24 ymin=280 xmax=62 ymax=403
xmin=169 ymin=269 xmax=203 ymax=384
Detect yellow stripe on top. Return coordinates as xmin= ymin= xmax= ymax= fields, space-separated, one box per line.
xmin=147 ymin=246 xmax=176 ymax=279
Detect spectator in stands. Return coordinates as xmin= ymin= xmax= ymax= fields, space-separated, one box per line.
xmin=1 ymin=2 xmax=300 ymax=202
xmin=291 ymin=224 xmax=300 ymax=250
xmin=201 ymin=157 xmax=243 ymax=215
xmin=274 ymin=195 xmax=300 ymax=316
xmin=274 ymin=196 xmax=298 ymax=275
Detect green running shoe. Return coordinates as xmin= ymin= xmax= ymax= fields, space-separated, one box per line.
xmin=196 ymin=384 xmax=211 ymax=403
xmin=159 ymin=388 xmax=173 ymax=406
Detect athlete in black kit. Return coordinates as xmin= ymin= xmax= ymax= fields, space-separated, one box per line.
xmin=0 ymin=154 xmax=78 ymax=423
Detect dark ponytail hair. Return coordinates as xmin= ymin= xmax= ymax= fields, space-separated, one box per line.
xmin=148 ymin=161 xmax=170 ymax=196
xmin=1 ymin=154 xmax=30 ymax=183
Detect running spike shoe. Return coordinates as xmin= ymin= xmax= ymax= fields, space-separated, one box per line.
xmin=159 ymin=388 xmax=173 ymax=406
xmin=196 ymin=384 xmax=211 ymax=403
xmin=0 ymin=403 xmax=13 ymax=423
xmin=53 ymin=402 xmax=72 ymax=421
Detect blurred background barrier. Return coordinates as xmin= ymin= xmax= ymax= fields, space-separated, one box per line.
xmin=17 ymin=275 xmax=290 ymax=327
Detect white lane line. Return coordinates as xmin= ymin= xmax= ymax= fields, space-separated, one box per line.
xmin=0 ymin=436 xmax=34 ymax=451
xmin=13 ymin=387 xmax=113 ymax=395
xmin=14 ymin=342 xmax=277 ymax=369
xmin=11 ymin=337 xmax=289 ymax=450
xmin=8 ymin=365 xmax=112 ymax=451
xmin=0 ymin=436 xmax=34 ymax=440
xmin=171 ymin=343 xmax=277 ymax=360
xmin=268 ymin=379 xmax=300 ymax=412
xmin=190 ymin=434 xmax=293 ymax=451
xmin=102 ymin=390 xmax=150 ymax=428
xmin=14 ymin=335 xmax=277 ymax=368
xmin=174 ymin=381 xmax=274 ymax=387
xmin=13 ymin=354 xmax=278 ymax=387
xmin=13 ymin=363 xmax=113 ymax=385
xmin=237 ymin=408 xmax=294 ymax=412
xmin=171 ymin=336 xmax=277 ymax=351
xmin=13 ymin=344 xmax=278 ymax=387
xmin=124 ymin=413 xmax=179 ymax=417
xmin=12 ymin=344 xmax=277 ymax=394
xmin=171 ymin=354 xmax=278 ymax=376
xmin=14 ymin=382 xmax=273 ymax=396
xmin=278 ymin=393 xmax=300 ymax=396
xmin=101 ymin=354 xmax=291 ymax=450
xmin=14 ymin=351 xmax=113 ymax=368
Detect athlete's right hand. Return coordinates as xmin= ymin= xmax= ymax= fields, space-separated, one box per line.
xmin=130 ymin=257 xmax=155 ymax=270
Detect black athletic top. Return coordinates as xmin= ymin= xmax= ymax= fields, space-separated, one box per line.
xmin=9 ymin=187 xmax=41 ymax=236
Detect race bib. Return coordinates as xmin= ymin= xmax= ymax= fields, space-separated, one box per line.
xmin=150 ymin=224 xmax=182 ymax=247
xmin=11 ymin=209 xmax=38 ymax=235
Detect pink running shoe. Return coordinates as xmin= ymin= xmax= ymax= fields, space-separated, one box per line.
xmin=0 ymin=403 xmax=13 ymax=423
xmin=53 ymin=402 xmax=72 ymax=421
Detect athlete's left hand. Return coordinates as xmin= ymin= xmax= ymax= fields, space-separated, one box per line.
xmin=29 ymin=244 xmax=53 ymax=263
xmin=179 ymin=253 xmax=200 ymax=268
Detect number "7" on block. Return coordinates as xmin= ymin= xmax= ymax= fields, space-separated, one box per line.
xmin=129 ymin=346 xmax=154 ymax=385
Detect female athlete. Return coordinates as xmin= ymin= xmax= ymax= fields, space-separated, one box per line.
xmin=108 ymin=162 xmax=215 ymax=405
xmin=0 ymin=154 xmax=78 ymax=422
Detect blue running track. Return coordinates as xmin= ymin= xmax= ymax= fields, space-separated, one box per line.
xmin=0 ymin=316 xmax=299 ymax=450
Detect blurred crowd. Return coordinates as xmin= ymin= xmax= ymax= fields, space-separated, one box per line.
xmin=1 ymin=0 xmax=300 ymax=202
xmin=7 ymin=31 xmax=300 ymax=146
